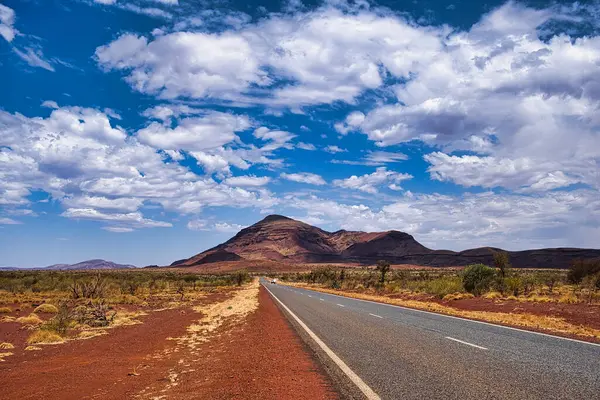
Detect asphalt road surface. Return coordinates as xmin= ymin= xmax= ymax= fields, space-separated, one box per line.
xmin=261 ymin=279 xmax=600 ymax=400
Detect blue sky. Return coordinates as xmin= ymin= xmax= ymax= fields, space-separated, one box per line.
xmin=1 ymin=0 xmax=599 ymax=267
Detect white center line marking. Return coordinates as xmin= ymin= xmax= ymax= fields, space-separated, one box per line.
xmin=337 ymin=304 xmax=345 ymax=307
xmin=369 ymin=313 xmax=383 ymax=319
xmin=445 ymin=336 xmax=487 ymax=350
xmin=319 ymin=298 xmax=325 ymax=301
xmin=307 ymin=295 xmax=312 ymax=298
xmin=263 ymin=284 xmax=381 ymax=400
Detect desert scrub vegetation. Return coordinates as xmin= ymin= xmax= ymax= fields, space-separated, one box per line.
xmin=0 ymin=269 xmax=251 ymax=305
xmin=0 ymin=269 xmax=252 ymax=344
xmin=276 ymin=254 xmax=600 ymax=305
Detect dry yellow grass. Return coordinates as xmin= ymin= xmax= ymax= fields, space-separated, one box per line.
xmin=559 ymin=294 xmax=580 ymax=304
xmin=0 ymin=290 xmax=69 ymax=306
xmin=27 ymin=330 xmax=65 ymax=345
xmin=177 ymin=279 xmax=259 ymax=350
xmin=0 ymin=352 xmax=13 ymax=361
xmin=110 ymin=310 xmax=147 ymax=327
xmin=483 ymin=291 xmax=503 ymax=300
xmin=520 ymin=295 xmax=554 ymax=303
xmin=290 ymin=284 xmax=600 ymax=341
xmin=0 ymin=306 xmax=12 ymax=313
xmin=25 ymin=345 xmax=42 ymax=351
xmin=76 ymin=330 xmax=108 ymax=340
xmin=16 ymin=313 xmax=43 ymax=325
xmin=33 ymin=303 xmax=58 ymax=313
xmin=1 ymin=316 xmax=16 ymax=322
xmin=443 ymin=292 xmax=475 ymax=301
xmin=0 ymin=342 xmax=14 ymax=349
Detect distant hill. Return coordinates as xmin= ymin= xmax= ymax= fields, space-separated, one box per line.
xmin=0 ymin=259 xmax=138 ymax=271
xmin=43 ymin=259 xmax=137 ymax=270
xmin=173 ymin=215 xmax=600 ymax=269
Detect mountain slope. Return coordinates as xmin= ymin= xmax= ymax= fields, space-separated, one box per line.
xmin=174 ymin=215 xmax=600 ymax=269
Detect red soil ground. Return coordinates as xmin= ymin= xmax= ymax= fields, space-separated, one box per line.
xmin=140 ymin=287 xmax=337 ymax=400
xmin=0 ymin=288 xmax=336 ymax=400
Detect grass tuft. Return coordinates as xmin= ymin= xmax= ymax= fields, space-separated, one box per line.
xmin=77 ymin=330 xmax=107 ymax=340
xmin=24 ymin=346 xmax=42 ymax=351
xmin=443 ymin=292 xmax=475 ymax=301
xmin=16 ymin=313 xmax=43 ymax=325
xmin=0 ymin=342 xmax=14 ymax=349
xmin=34 ymin=304 xmax=58 ymax=313
xmin=558 ymin=294 xmax=580 ymax=304
xmin=483 ymin=291 xmax=503 ymax=300
xmin=0 ymin=306 xmax=12 ymax=313
xmin=27 ymin=330 xmax=64 ymax=345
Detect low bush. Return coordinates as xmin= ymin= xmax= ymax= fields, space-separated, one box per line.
xmin=27 ymin=330 xmax=64 ymax=345
xmin=72 ymin=302 xmax=116 ymax=328
xmin=462 ymin=264 xmax=497 ymax=295
xmin=425 ymin=276 xmax=463 ymax=299
xmin=503 ymin=276 xmax=523 ymax=296
xmin=0 ymin=306 xmax=11 ymax=313
xmin=44 ymin=302 xmax=73 ymax=335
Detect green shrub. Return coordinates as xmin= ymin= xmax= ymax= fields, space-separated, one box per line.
xmin=462 ymin=264 xmax=496 ymax=295
xmin=503 ymin=276 xmax=523 ymax=296
xmin=424 ymin=276 xmax=463 ymax=298
xmin=568 ymin=259 xmax=600 ymax=284
xmin=43 ymin=302 xmax=73 ymax=335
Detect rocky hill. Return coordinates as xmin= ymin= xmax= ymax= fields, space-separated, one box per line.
xmin=173 ymin=215 xmax=600 ymax=269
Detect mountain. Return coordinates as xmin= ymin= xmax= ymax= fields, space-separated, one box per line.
xmin=173 ymin=215 xmax=600 ymax=269
xmin=43 ymin=259 xmax=137 ymax=270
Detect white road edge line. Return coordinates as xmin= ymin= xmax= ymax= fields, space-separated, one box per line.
xmin=337 ymin=304 xmax=346 ymax=308
xmin=445 ymin=336 xmax=488 ymax=350
xmin=369 ymin=313 xmax=383 ymax=319
xmin=290 ymin=286 xmax=600 ymax=348
xmin=263 ymin=284 xmax=381 ymax=400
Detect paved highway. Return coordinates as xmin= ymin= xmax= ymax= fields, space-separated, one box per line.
xmin=261 ymin=279 xmax=600 ymax=400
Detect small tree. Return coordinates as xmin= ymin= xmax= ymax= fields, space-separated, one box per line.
xmin=376 ymin=260 xmax=391 ymax=284
xmin=234 ymin=270 xmax=249 ymax=286
xmin=176 ymin=281 xmax=185 ymax=301
xmin=462 ymin=264 xmax=496 ymax=295
xmin=493 ymin=251 xmax=511 ymax=278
